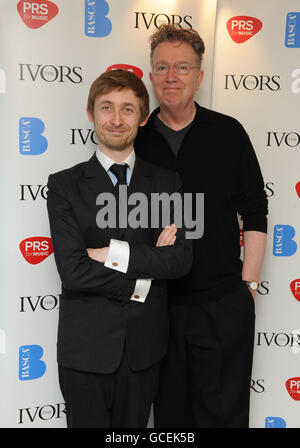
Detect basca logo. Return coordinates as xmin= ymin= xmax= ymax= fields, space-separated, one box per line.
xmin=19 ymin=64 xmax=83 ymax=83
xmin=19 ymin=403 xmax=66 ymax=424
xmin=267 ymin=131 xmax=300 ymax=149
xmin=19 ymin=117 xmax=48 ymax=155
xmin=224 ymin=74 xmax=280 ymax=91
xmin=19 ymin=344 xmax=46 ymax=381
xmin=273 ymin=224 xmax=297 ymax=256
xmin=291 ymin=68 xmax=300 ymax=93
xmin=134 ymin=12 xmax=192 ymax=29
xmin=286 ymin=377 xmax=300 ymax=401
xmin=265 ymin=417 xmax=286 ymax=428
xmin=20 ymin=294 xmax=60 ymax=312
xmin=17 ymin=0 xmax=58 ymax=29
xmin=20 ymin=185 xmax=48 ymax=201
xmin=290 ymin=279 xmax=300 ymax=302
xmin=106 ymin=64 xmax=143 ymax=79
xmin=226 ymin=16 xmax=262 ymax=44
xmin=85 ymin=0 xmax=112 ymax=37
xmin=19 ymin=237 xmax=54 ymax=265
xmin=0 ymin=68 xmax=6 ymax=94
xmin=285 ymin=12 xmax=300 ymax=48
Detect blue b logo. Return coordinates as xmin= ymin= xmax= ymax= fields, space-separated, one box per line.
xmin=19 ymin=345 xmax=46 ymax=381
xmin=19 ymin=117 xmax=48 ymax=155
xmin=85 ymin=0 xmax=112 ymax=37
xmin=265 ymin=417 xmax=286 ymax=428
xmin=273 ymin=224 xmax=297 ymax=256
xmin=285 ymin=12 xmax=300 ymax=48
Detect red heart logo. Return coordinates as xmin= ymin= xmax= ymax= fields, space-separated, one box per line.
xmin=19 ymin=237 xmax=54 ymax=265
xmin=286 ymin=377 xmax=300 ymax=401
xmin=296 ymin=182 xmax=300 ymax=199
xmin=106 ymin=64 xmax=144 ymax=79
xmin=290 ymin=279 xmax=300 ymax=302
xmin=17 ymin=0 xmax=59 ymax=29
xmin=227 ymin=16 xmax=263 ymax=44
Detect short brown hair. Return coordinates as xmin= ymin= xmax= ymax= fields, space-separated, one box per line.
xmin=150 ymin=24 xmax=205 ymax=65
xmin=87 ymin=69 xmax=149 ymax=122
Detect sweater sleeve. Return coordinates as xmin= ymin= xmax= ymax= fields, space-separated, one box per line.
xmin=233 ymin=125 xmax=268 ymax=233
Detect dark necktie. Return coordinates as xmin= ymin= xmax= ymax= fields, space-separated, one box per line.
xmin=109 ymin=163 xmax=128 ymax=188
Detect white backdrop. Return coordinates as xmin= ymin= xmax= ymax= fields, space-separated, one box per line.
xmin=213 ymin=0 xmax=300 ymax=428
xmin=0 ymin=0 xmax=299 ymax=428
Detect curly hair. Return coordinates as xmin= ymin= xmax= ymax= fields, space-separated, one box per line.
xmin=149 ymin=24 xmax=205 ymax=65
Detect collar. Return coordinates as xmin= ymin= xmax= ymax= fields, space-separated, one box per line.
xmin=145 ymin=101 xmax=210 ymax=131
xmin=96 ymin=147 xmax=136 ymax=172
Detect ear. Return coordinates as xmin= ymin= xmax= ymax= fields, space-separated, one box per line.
xmin=139 ymin=114 xmax=149 ymax=128
xmin=196 ymin=70 xmax=204 ymax=90
xmin=87 ymin=108 xmax=94 ymax=124
xmin=149 ymin=71 xmax=153 ymax=84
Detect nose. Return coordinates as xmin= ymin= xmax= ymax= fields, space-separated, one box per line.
xmin=111 ymin=108 xmax=122 ymax=126
xmin=165 ymin=66 xmax=177 ymax=82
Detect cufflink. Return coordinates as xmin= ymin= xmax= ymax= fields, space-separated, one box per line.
xmin=112 ymin=262 xmax=118 ymax=267
xmin=134 ymin=294 xmax=140 ymax=299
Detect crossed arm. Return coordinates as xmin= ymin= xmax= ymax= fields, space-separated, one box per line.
xmin=47 ymin=174 xmax=192 ymax=302
xmin=87 ymin=223 xmax=178 ymax=263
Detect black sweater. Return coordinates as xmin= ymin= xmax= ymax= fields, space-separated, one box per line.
xmin=134 ymin=103 xmax=268 ymax=303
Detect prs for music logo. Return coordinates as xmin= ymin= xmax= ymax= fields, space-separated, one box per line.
xmin=286 ymin=377 xmax=300 ymax=401
xmin=17 ymin=0 xmax=59 ymax=29
xmin=226 ymin=16 xmax=262 ymax=44
xmin=19 ymin=237 xmax=53 ymax=265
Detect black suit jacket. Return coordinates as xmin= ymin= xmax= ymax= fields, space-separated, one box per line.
xmin=47 ymin=153 xmax=192 ymax=374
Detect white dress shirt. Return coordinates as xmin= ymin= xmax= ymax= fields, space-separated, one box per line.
xmin=95 ymin=148 xmax=151 ymax=303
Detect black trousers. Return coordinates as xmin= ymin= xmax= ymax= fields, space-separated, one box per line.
xmin=59 ymin=344 xmax=160 ymax=428
xmin=153 ymin=282 xmax=255 ymax=428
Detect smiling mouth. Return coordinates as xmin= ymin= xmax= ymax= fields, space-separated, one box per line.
xmin=163 ymin=87 xmax=181 ymax=91
xmin=106 ymin=129 xmax=127 ymax=134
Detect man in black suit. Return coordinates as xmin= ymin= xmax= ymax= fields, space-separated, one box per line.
xmin=134 ymin=25 xmax=268 ymax=427
xmin=46 ymin=69 xmax=192 ymax=428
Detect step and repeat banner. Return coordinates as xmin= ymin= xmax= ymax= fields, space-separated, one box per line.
xmin=1 ymin=0 xmax=299 ymax=429
xmin=0 ymin=0 xmax=217 ymax=428
xmin=212 ymin=0 xmax=300 ymax=428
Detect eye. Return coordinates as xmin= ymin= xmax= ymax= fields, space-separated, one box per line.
xmin=124 ymin=106 xmax=134 ymax=114
xmin=154 ymin=64 xmax=168 ymax=74
xmin=101 ymin=104 xmax=111 ymax=111
xmin=176 ymin=64 xmax=189 ymax=74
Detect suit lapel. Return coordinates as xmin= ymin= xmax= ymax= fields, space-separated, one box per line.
xmin=78 ymin=153 xmax=121 ymax=241
xmin=121 ymin=156 xmax=155 ymax=240
xmin=78 ymin=153 xmax=155 ymax=241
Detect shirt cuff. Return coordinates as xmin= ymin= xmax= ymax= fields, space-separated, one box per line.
xmin=104 ymin=239 xmax=130 ymax=273
xmin=130 ymin=279 xmax=152 ymax=303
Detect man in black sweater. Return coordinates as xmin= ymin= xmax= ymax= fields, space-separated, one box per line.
xmin=134 ymin=24 xmax=268 ymax=428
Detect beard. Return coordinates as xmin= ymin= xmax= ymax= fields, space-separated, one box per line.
xmin=96 ymin=126 xmax=136 ymax=152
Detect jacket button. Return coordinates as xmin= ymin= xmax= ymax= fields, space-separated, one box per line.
xmin=112 ymin=262 xmax=118 ymax=267
xmin=134 ymin=294 xmax=140 ymax=299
